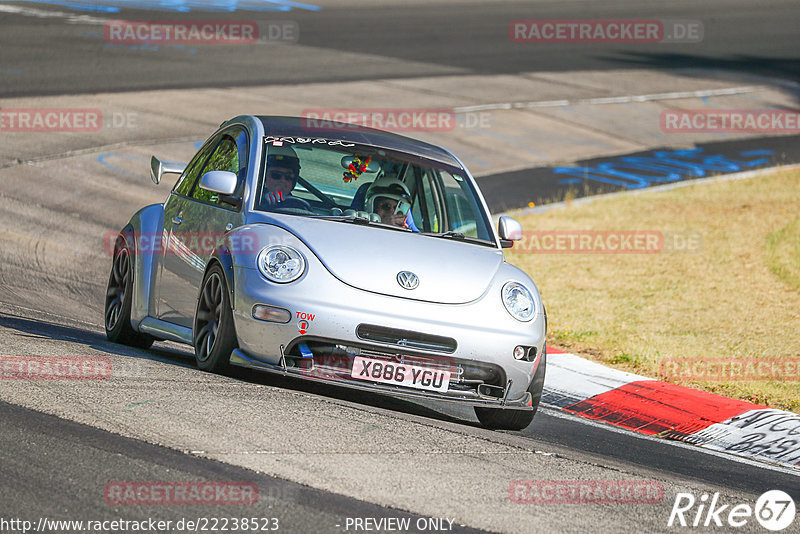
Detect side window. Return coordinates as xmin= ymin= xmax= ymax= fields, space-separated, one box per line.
xmin=439 ymin=171 xmax=492 ymax=239
xmin=191 ymin=136 xmax=239 ymax=205
xmin=411 ymin=168 xmax=441 ymax=233
xmin=179 ymin=126 xmax=249 ymax=207
xmin=173 ymin=139 xmax=219 ymax=197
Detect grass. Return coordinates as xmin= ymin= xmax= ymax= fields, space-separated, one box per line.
xmin=766 ymin=216 xmax=800 ymax=292
xmin=507 ymin=169 xmax=800 ymax=413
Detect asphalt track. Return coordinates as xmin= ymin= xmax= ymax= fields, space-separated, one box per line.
xmin=2 ymin=309 xmax=799 ymax=533
xmin=0 ymin=399 xmax=484 ymax=534
xmin=1 ymin=1 xmax=799 ymax=533
xmin=0 ymin=0 xmax=798 ymax=97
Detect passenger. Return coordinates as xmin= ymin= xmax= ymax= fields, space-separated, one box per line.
xmin=262 ymin=145 xmax=301 ymax=207
xmin=365 ymin=178 xmax=413 ymax=228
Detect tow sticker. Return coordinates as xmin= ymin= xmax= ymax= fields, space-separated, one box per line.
xmin=296 ymin=311 xmax=316 ymax=335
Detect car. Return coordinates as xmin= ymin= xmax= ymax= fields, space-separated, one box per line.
xmin=104 ymin=115 xmax=547 ymax=430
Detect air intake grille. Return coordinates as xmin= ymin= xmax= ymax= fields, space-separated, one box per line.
xmin=356 ymin=324 xmax=457 ymax=353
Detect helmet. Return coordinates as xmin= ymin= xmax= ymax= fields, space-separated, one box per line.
xmin=365 ymin=177 xmax=412 ymax=214
xmin=266 ymin=144 xmax=301 ymax=173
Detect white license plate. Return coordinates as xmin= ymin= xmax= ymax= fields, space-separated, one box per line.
xmin=350 ymin=356 xmax=451 ymax=393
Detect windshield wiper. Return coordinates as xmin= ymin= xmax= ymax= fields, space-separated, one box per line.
xmin=426 ymin=231 xmax=494 ymax=246
xmin=316 ymin=215 xmax=412 ymax=231
xmin=318 ymin=214 xmax=372 ymax=224
xmin=439 ymin=231 xmax=466 ymax=239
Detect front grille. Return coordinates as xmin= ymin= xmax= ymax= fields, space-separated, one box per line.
xmin=283 ymin=339 xmax=504 ymax=393
xmin=356 ymin=324 xmax=457 ymax=353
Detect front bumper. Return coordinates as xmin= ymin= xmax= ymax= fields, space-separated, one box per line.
xmin=231 ymin=254 xmax=546 ymax=405
xmin=229 ymin=348 xmax=536 ymax=409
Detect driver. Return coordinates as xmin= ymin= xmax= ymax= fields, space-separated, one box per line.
xmin=365 ymin=178 xmax=412 ymax=228
xmin=262 ymin=144 xmax=301 ymax=208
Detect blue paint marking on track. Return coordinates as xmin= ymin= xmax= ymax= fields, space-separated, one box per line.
xmin=97 ymin=153 xmax=148 ymax=179
xmin=475 ymin=135 xmax=800 ymax=212
xmin=4 ymin=0 xmax=320 ymax=12
xmin=554 ymin=147 xmax=774 ymax=188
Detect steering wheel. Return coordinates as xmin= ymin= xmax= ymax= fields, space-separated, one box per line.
xmin=279 ymin=196 xmax=312 ymax=210
xmin=296 ymin=177 xmax=339 ymax=209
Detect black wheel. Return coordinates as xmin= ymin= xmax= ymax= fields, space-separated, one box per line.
xmin=474 ymin=349 xmax=547 ymax=431
xmin=193 ymin=263 xmax=237 ymax=373
xmin=104 ymin=231 xmax=155 ymax=349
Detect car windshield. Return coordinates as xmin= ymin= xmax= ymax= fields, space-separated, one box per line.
xmin=254 ymin=137 xmax=495 ymax=245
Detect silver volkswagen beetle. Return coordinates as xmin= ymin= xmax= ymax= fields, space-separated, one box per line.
xmin=104 ymin=115 xmax=546 ymax=430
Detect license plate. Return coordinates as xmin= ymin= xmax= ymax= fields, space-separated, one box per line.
xmin=350 ymin=356 xmax=451 ymax=393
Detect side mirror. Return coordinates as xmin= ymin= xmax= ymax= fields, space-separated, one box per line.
xmin=498 ymin=216 xmax=523 ymax=249
xmin=150 ymin=156 xmax=186 ymax=185
xmin=199 ymin=171 xmax=238 ymax=196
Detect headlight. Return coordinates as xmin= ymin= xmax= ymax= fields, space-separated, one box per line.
xmin=257 ymin=246 xmax=305 ymax=283
xmin=501 ymin=282 xmax=535 ymax=322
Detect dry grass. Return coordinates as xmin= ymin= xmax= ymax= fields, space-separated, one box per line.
xmin=766 ymin=215 xmax=800 ymax=292
xmin=507 ymin=169 xmax=800 ymax=413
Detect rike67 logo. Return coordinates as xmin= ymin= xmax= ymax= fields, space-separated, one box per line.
xmin=668 ymin=490 xmax=796 ymax=531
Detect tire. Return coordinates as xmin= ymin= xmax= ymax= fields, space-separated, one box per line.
xmin=104 ymin=231 xmax=155 ymax=349
xmin=474 ymin=349 xmax=547 ymax=431
xmin=193 ymin=263 xmax=237 ymax=373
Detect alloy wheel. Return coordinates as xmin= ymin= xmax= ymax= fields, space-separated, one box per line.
xmin=105 ymin=246 xmax=129 ymax=331
xmin=195 ymin=273 xmax=223 ymax=362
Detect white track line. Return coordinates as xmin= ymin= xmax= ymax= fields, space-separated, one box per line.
xmin=0 ymin=4 xmax=108 ymax=25
xmin=453 ymin=86 xmax=760 ymax=113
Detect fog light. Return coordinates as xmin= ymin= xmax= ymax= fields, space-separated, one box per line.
xmin=252 ymin=304 xmax=291 ymax=323
xmin=513 ymin=345 xmax=527 ymax=360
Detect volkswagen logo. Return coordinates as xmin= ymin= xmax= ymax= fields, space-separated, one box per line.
xmin=396 ymin=271 xmax=419 ymax=290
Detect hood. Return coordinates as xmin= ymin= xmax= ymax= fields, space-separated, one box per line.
xmin=251 ymin=215 xmax=503 ymax=304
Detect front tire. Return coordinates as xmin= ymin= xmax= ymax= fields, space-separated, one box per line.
xmin=104 ymin=232 xmax=155 ymax=349
xmin=474 ymin=349 xmax=547 ymax=431
xmin=193 ymin=263 xmax=237 ymax=373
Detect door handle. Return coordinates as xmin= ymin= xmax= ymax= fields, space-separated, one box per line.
xmin=172 ymin=216 xmax=183 ymax=225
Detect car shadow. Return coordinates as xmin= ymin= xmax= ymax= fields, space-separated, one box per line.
xmin=0 ymin=312 xmax=473 ymax=428
xmin=225 ymin=364 xmax=474 ymax=427
xmin=0 ymin=313 xmax=195 ymax=367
